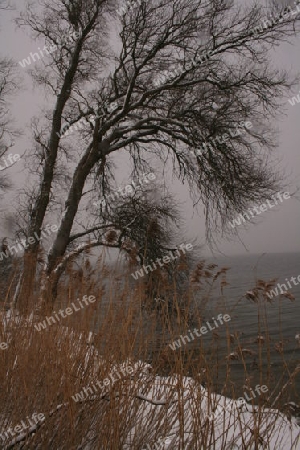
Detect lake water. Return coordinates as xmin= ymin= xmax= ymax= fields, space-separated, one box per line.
xmin=187 ymin=252 xmax=300 ymax=400
xmin=78 ymin=252 xmax=300 ymax=404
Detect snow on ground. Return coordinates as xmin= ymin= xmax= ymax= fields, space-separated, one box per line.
xmin=1 ymin=312 xmax=300 ymax=449
xmin=121 ymin=371 xmax=300 ymax=449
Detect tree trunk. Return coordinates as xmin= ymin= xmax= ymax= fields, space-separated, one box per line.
xmin=17 ymin=31 xmax=92 ymax=310
xmin=46 ymin=141 xmax=109 ymax=277
xmin=15 ymin=252 xmax=39 ymax=314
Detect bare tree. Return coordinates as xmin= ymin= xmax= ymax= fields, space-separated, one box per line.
xmin=0 ymin=1 xmax=18 ymax=197
xmin=49 ymin=185 xmax=182 ymax=298
xmin=14 ymin=0 xmax=300 ymax=306
xmin=0 ymin=58 xmax=13 ymax=194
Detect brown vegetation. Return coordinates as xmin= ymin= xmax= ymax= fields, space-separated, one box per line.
xmin=0 ymin=256 xmax=299 ymax=449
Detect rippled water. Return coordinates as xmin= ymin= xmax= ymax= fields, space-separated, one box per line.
xmin=190 ymin=252 xmax=300 ymax=398
xmin=93 ymin=252 xmax=300 ymax=401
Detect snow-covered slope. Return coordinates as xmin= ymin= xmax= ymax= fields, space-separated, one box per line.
xmin=1 ymin=312 xmax=299 ymax=449
xmin=121 ymin=371 xmax=300 ymax=449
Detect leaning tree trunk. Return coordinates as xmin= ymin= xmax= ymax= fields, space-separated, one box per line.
xmin=39 ymin=138 xmax=110 ymax=309
xmin=16 ymin=29 xmax=94 ymax=312
xmin=14 ymin=251 xmax=39 ymax=314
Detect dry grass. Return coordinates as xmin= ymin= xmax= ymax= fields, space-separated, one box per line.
xmin=0 ymin=255 xmax=299 ymax=449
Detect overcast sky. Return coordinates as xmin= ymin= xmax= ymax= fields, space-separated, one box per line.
xmin=0 ymin=2 xmax=299 ymax=257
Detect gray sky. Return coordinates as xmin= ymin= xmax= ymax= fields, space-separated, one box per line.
xmin=0 ymin=2 xmax=299 ymax=257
